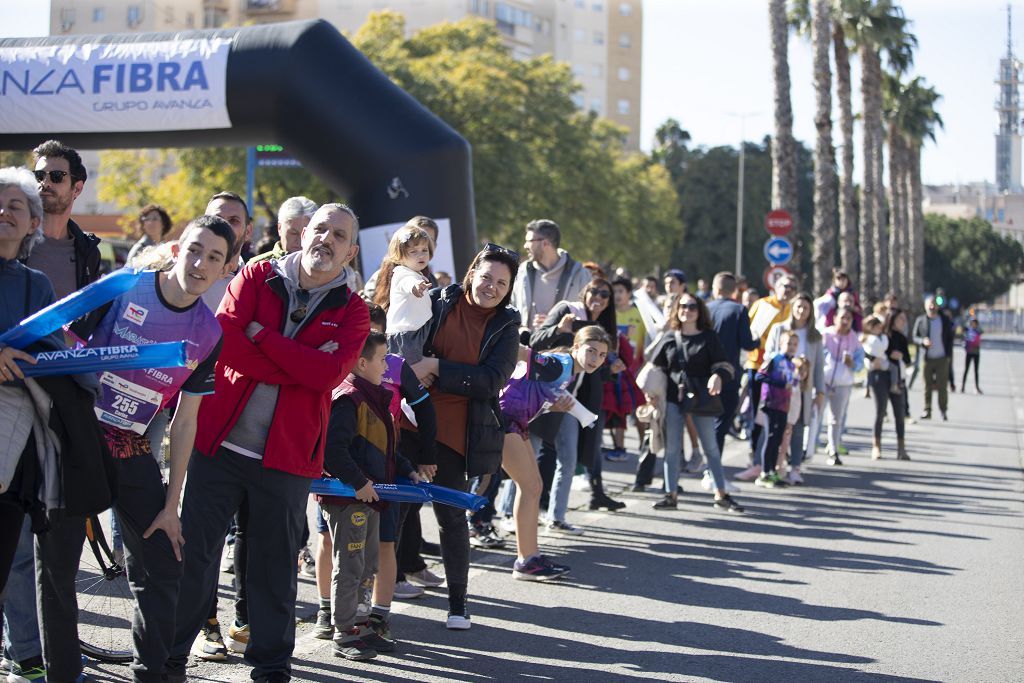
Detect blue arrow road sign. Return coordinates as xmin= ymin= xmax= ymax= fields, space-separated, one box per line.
xmin=764 ymin=237 xmax=793 ymax=266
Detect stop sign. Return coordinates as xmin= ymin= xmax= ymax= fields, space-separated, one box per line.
xmin=765 ymin=210 xmax=793 ymax=236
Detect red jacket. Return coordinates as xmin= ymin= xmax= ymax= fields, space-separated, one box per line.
xmin=195 ymin=261 xmax=370 ymax=478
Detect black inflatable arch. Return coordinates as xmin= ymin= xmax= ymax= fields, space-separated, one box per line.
xmin=0 ymin=20 xmax=477 ymax=271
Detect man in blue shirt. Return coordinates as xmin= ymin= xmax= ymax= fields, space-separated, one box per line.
xmin=706 ymin=272 xmax=758 ymax=453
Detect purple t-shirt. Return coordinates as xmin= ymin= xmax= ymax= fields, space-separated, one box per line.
xmin=90 ymin=272 xmax=222 ymax=455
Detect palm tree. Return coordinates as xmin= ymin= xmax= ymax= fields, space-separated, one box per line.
xmin=810 ymin=0 xmax=838 ymax=293
xmin=884 ymin=73 xmax=909 ymax=300
xmin=770 ymin=0 xmax=801 ymax=279
xmin=652 ymin=118 xmax=692 ymax=182
xmin=899 ymin=78 xmax=942 ymax=311
xmin=832 ymin=8 xmax=858 ymax=283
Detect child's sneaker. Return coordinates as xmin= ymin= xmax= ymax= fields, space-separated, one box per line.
xmin=362 ymin=614 xmax=396 ymax=653
xmin=755 ymin=472 xmax=787 ymax=488
xmin=313 ymin=608 xmax=334 ymax=639
xmin=332 ymin=634 xmax=377 ymax=661
xmin=6 ymin=657 xmax=46 ymax=683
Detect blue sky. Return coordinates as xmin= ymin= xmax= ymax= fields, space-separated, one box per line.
xmin=1 ymin=0 xmax=1007 ymax=185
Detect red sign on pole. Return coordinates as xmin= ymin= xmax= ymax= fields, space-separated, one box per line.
xmin=763 ymin=265 xmax=793 ymax=291
xmin=765 ymin=210 xmax=793 ymax=236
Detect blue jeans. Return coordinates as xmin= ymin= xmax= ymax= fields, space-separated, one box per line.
xmin=663 ymin=403 xmax=726 ymax=493
xmin=545 ymin=415 xmax=580 ymax=523
xmin=2 ymin=517 xmax=41 ymax=662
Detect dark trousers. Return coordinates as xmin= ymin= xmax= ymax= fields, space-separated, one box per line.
xmin=760 ymin=408 xmax=787 ymax=474
xmin=114 ymin=455 xmax=184 ymax=683
xmin=537 ymin=440 xmax=557 ymax=511
xmin=748 ymin=371 xmax=764 ymax=459
xmin=35 ymin=512 xmax=87 ymax=682
xmin=585 ymin=413 xmax=607 ymax=500
xmin=714 ymin=379 xmax=741 ymax=454
xmin=232 ymin=496 xmax=250 ymax=625
xmin=167 ymin=449 xmax=311 ymax=678
xmin=962 ymin=353 xmax=980 ymax=390
xmin=0 ymin=501 xmax=23 ymax=599
xmin=869 ymin=371 xmax=906 ymax=442
xmin=634 ymin=433 xmax=658 ymax=487
xmin=396 ymin=437 xmax=469 ymax=609
xmin=396 ymin=503 xmax=427 ymax=578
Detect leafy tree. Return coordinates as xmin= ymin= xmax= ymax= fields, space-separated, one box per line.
xmin=923 ymin=214 xmax=1024 ymax=308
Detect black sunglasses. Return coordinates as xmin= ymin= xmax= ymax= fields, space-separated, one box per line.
xmin=483 ymin=242 xmax=520 ymax=266
xmin=680 ymin=302 xmax=700 ymax=311
xmin=590 ymin=289 xmax=611 ymax=299
xmin=34 ymin=170 xmax=75 ymax=184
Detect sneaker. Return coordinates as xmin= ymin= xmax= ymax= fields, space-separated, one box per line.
xmin=685 ymin=450 xmax=704 ymax=473
xmin=836 ymin=444 xmax=849 ymax=455
xmin=313 ymin=608 xmax=334 ymax=639
xmin=630 ymin=483 xmax=648 ymax=492
xmin=571 ymin=474 xmax=592 ymax=492
xmin=713 ymin=495 xmax=745 ymax=513
xmin=226 ymin=622 xmax=249 ymax=654
xmin=652 ymin=495 xmax=677 ymax=510
xmin=604 ymin=449 xmax=629 ymax=462
xmin=497 ymin=516 xmax=517 ymax=535
xmin=332 ymin=633 xmax=377 ymax=661
xmin=785 ymin=468 xmax=804 ymax=485
xmin=734 ymin=464 xmax=762 ymax=481
xmin=191 ymin=619 xmax=228 ymax=661
xmin=468 ymin=524 xmax=506 ymax=549
xmin=588 ymin=494 xmax=626 ymax=511
xmin=393 ymin=580 xmax=425 ymax=600
xmin=513 ymin=554 xmax=571 ymax=581
xmin=755 ymin=472 xmax=787 ymax=488
xmin=919 ymin=411 xmax=932 ymax=420
xmin=446 ymin=607 xmax=472 ymax=630
xmin=221 ymin=543 xmax=235 ymax=574
xmin=297 ymin=546 xmax=316 ymax=577
xmin=6 ymin=662 xmax=46 ymax=683
xmin=701 ymin=470 xmax=739 ymax=493
xmin=407 ymin=567 xmax=445 ymax=588
xmin=544 ymin=520 xmax=584 ymax=536
xmin=363 ymin=615 xmax=397 ymax=653
xmin=826 ymin=453 xmax=844 ymax=466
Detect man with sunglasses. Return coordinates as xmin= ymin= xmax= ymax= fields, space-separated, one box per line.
xmin=165 ymin=204 xmax=369 ymax=682
xmin=512 ymin=219 xmax=592 ymax=336
xmin=27 ymin=140 xmax=103 ymax=337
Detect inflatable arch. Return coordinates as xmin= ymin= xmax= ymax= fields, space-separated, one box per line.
xmin=0 ymin=19 xmax=477 ymax=274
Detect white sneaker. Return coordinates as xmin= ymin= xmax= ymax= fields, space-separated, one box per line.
xmin=407 ymin=567 xmax=445 ymax=588
xmin=394 ymin=580 xmax=424 ymax=599
xmin=544 ymin=520 xmax=585 ymax=536
xmin=497 ymin=516 xmax=517 ymax=535
xmin=786 ymin=469 xmax=804 ymax=485
xmin=446 ymin=610 xmax=471 ymax=630
xmin=734 ymin=464 xmax=762 ymax=481
xmin=571 ymin=474 xmax=591 ymax=492
xmin=702 ymin=470 xmax=740 ymax=493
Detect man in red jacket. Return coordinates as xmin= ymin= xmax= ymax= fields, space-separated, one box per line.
xmin=165 ymin=203 xmax=370 ymax=682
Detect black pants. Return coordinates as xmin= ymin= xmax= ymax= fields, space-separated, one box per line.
xmin=232 ymin=496 xmax=250 ymax=625
xmin=396 ymin=435 xmax=469 ymax=610
xmin=396 ymin=502 xmax=427 ymax=578
xmin=962 ymin=353 xmax=980 ymax=390
xmin=0 ymin=501 xmax=24 ymax=600
xmin=748 ymin=371 xmax=764 ymax=459
xmin=32 ymin=511 xmax=87 ymax=683
xmin=714 ymin=379 xmax=741 ymax=454
xmin=761 ymin=408 xmax=787 ymax=474
xmin=166 ymin=449 xmax=311 ymax=678
xmin=114 ymin=455 xmax=185 ymax=683
xmin=634 ymin=432 xmax=657 ymax=487
xmin=869 ymin=371 xmax=906 ymax=442
xmin=537 ymin=440 xmax=557 ymax=511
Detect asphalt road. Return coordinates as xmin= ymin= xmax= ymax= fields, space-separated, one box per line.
xmin=83 ymin=338 xmax=1024 ymax=682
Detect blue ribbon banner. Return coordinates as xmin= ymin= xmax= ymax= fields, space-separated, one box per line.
xmin=0 ymin=268 xmax=144 ymax=349
xmin=16 ymin=342 xmax=186 ymax=378
xmin=309 ymin=478 xmax=487 ymax=511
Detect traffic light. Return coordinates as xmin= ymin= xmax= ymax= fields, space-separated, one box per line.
xmin=935 ymin=287 xmax=946 ymax=308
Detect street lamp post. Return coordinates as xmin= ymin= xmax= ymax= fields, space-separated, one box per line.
xmin=727 ymin=111 xmax=760 ymax=279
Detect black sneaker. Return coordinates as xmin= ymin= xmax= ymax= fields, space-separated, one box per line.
xmin=363 ymin=615 xmax=397 ymax=653
xmin=421 ymin=540 xmax=441 ymax=556
xmin=631 ymin=483 xmax=647 ymax=492
xmin=589 ymin=494 xmax=627 ymax=511
xmin=653 ymin=495 xmax=677 ymax=510
xmin=826 ymin=453 xmax=843 ymax=466
xmin=469 ymin=524 xmax=505 ymax=549
xmin=333 ymin=636 xmax=377 ymax=661
xmin=713 ymin=495 xmax=745 ymax=513
xmin=941 ymin=411 xmax=948 ymax=421
xmin=313 ymin=608 xmax=333 ymax=639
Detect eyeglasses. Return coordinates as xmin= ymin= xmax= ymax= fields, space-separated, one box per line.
xmin=34 ymin=170 xmax=73 ymax=184
xmin=590 ymin=289 xmax=611 ymax=299
xmin=680 ymin=302 xmax=700 ymax=311
xmin=483 ymin=242 xmax=520 ymax=266
xmin=290 ymin=288 xmax=311 ymax=324
xmin=140 ymin=214 xmax=161 ymax=223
